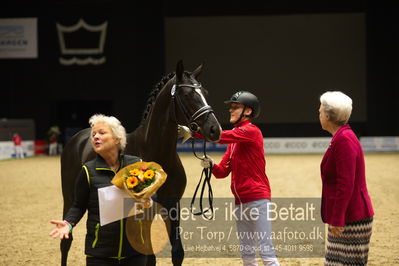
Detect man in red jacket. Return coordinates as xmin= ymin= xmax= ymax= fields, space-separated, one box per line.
xmin=183 ymin=91 xmax=279 ymax=266
xmin=12 ymin=133 xmax=25 ymax=159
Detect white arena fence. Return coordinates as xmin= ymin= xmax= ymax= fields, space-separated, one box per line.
xmin=0 ymin=141 xmax=35 ymax=160
xmin=176 ymin=137 xmax=399 ymax=154
xmin=0 ymin=137 xmax=398 ymax=160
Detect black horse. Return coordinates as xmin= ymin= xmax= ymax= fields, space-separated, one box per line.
xmin=60 ymin=60 xmax=222 ymax=266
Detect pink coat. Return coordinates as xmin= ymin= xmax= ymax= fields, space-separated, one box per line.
xmin=320 ymin=124 xmax=374 ymax=227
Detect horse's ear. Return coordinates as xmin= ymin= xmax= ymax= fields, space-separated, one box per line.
xmin=176 ymin=60 xmax=184 ymax=82
xmin=192 ymin=62 xmax=204 ymax=79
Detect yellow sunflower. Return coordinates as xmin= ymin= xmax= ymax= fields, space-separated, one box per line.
xmin=144 ymin=169 xmax=155 ymax=179
xmin=129 ymin=169 xmax=141 ymax=176
xmin=126 ymin=176 xmax=138 ymax=188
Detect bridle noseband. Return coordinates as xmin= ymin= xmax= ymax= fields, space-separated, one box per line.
xmin=171 ymin=83 xmax=214 ymax=132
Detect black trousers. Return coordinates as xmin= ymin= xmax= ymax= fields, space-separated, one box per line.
xmin=86 ymin=256 xmax=147 ymax=266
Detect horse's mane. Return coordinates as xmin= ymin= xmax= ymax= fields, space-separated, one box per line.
xmin=140 ymin=71 xmax=193 ymax=124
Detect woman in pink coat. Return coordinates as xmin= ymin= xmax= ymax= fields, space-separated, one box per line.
xmin=319 ymin=91 xmax=374 ymax=265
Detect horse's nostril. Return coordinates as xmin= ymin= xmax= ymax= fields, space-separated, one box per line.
xmin=210 ymin=126 xmax=219 ymax=138
xmin=210 ymin=125 xmax=221 ymax=141
xmin=209 ymin=126 xmax=215 ymax=135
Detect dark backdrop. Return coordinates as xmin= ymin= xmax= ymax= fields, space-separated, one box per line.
xmin=0 ymin=1 xmax=398 ymax=142
xmin=165 ymin=14 xmax=367 ymax=123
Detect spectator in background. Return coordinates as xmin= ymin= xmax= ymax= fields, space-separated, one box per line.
xmin=48 ymin=126 xmax=60 ymax=155
xmin=49 ymin=134 xmax=58 ymax=155
xmin=12 ymin=133 xmax=25 ymax=159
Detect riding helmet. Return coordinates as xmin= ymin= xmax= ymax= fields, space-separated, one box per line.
xmin=224 ymin=91 xmax=261 ymax=118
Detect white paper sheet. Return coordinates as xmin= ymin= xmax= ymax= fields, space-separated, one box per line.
xmin=98 ymin=185 xmax=143 ymax=226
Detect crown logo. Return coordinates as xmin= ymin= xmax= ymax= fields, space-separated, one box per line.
xmin=56 ymin=19 xmax=107 ymax=65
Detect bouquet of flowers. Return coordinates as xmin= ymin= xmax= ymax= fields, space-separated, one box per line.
xmin=111 ymin=161 xmax=167 ymax=201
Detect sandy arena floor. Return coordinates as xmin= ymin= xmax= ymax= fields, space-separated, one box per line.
xmin=0 ymin=153 xmax=398 ymax=265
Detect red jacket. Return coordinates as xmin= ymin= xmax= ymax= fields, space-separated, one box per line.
xmin=320 ymin=124 xmax=374 ymax=227
xmin=210 ymin=120 xmax=271 ymax=204
xmin=13 ymin=135 xmax=22 ymax=146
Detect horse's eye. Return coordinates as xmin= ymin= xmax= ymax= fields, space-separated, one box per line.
xmin=181 ymin=88 xmax=192 ymax=97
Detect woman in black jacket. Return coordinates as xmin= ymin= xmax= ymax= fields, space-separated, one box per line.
xmin=49 ymin=114 xmax=151 ymax=266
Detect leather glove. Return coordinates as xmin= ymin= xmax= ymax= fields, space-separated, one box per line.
xmin=177 ymin=125 xmax=193 ymax=143
xmin=200 ymin=156 xmax=213 ymax=168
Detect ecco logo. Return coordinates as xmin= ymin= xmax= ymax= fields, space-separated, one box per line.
xmin=285 ymin=142 xmax=307 ymax=149
xmin=312 ymin=142 xmax=329 ymax=149
xmin=265 ymin=142 xmax=281 ymax=149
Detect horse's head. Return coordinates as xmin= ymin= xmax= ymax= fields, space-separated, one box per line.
xmin=172 ymin=60 xmax=221 ymax=142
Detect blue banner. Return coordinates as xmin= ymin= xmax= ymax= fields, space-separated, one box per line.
xmin=176 ymin=139 xmax=227 ymax=153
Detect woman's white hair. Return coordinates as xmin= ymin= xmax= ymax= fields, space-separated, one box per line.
xmin=320 ymin=91 xmax=353 ymax=125
xmin=89 ymin=114 xmax=127 ymax=150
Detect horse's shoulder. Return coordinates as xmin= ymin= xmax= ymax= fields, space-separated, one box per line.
xmin=68 ymin=128 xmax=91 ymax=143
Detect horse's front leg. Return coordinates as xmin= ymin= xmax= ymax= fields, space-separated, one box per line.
xmin=169 ymin=200 xmax=184 ymax=266
xmin=145 ymin=200 xmax=184 ymax=266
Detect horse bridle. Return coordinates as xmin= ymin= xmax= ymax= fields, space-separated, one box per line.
xmin=171 ymin=82 xmax=215 ymax=220
xmin=171 ymin=83 xmax=214 ymax=132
